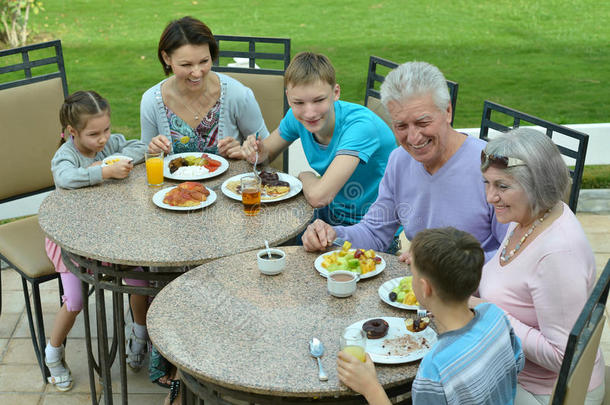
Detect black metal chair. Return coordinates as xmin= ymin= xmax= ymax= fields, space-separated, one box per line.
xmin=364 ymin=55 xmax=459 ymax=127
xmin=0 ymin=40 xmax=69 ymax=383
xmin=550 ymin=259 xmax=610 ymax=404
xmin=212 ymin=35 xmax=290 ymax=173
xmin=479 ymin=101 xmax=589 ymax=212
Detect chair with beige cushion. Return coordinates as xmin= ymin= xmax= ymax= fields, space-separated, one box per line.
xmin=479 ymin=101 xmax=589 ymax=212
xmin=0 ymin=40 xmax=69 ymax=383
xmin=364 ymin=55 xmax=459 ymax=128
xmin=212 ymin=35 xmax=290 ymax=172
xmin=550 ymin=259 xmax=610 ymax=404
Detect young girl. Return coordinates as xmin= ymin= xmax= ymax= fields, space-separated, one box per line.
xmin=45 ymin=90 xmax=150 ymax=391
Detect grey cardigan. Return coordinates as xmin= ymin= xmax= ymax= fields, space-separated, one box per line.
xmin=139 ymin=72 xmax=269 ymax=150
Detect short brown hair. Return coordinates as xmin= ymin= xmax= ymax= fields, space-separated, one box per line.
xmin=284 ymin=52 xmax=336 ymax=88
xmin=410 ymin=227 xmax=484 ymax=303
xmin=157 ymin=16 xmax=218 ymax=76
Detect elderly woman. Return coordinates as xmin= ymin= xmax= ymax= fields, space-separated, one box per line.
xmin=140 ymin=16 xmax=268 ymax=157
xmin=473 ymin=128 xmax=604 ymax=405
xmin=302 ymin=61 xmax=507 ymax=262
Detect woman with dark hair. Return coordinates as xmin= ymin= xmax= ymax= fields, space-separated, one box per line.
xmin=140 ymin=16 xmax=268 ymax=157
xmin=473 ymin=128 xmax=604 ymax=405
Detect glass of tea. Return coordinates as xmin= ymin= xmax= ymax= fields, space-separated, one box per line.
xmin=341 ymin=326 xmax=367 ymax=362
xmin=240 ymin=175 xmax=261 ymax=216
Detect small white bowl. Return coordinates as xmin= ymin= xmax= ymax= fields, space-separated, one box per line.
xmin=102 ymin=155 xmax=133 ymax=167
xmin=327 ymin=270 xmax=359 ymax=298
xmin=257 ymin=248 xmax=286 ymax=275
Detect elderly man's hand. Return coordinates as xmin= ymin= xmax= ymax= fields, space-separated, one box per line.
xmin=301 ymin=219 xmax=336 ymax=252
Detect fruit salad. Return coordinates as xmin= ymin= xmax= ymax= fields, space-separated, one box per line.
xmin=388 ymin=276 xmax=419 ymax=306
xmin=320 ymin=241 xmax=381 ymax=274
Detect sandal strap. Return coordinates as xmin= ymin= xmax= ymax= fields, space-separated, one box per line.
xmin=48 ymin=373 xmax=72 ymax=384
xmin=169 ymin=379 xmax=181 ymax=402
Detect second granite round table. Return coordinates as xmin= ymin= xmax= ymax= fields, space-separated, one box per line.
xmin=148 ymin=246 xmax=425 ymax=404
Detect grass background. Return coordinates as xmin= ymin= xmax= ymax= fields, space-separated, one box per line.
xmin=3 ymin=0 xmax=609 ymax=187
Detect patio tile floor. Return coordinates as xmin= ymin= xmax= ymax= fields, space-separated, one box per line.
xmin=0 ymin=212 xmax=608 ymax=404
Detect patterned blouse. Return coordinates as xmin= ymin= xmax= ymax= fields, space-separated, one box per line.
xmin=165 ymin=100 xmax=221 ymax=153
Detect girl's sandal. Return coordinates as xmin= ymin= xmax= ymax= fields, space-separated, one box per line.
xmin=46 ymin=357 xmax=73 ymax=392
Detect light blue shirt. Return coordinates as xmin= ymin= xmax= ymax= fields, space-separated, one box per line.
xmin=279 ymin=100 xmax=395 ymax=224
xmin=413 ymin=303 xmax=525 ymax=405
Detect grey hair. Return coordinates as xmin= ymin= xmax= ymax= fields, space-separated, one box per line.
xmin=482 ymin=127 xmax=570 ymax=216
xmin=380 ymin=61 xmax=451 ymax=112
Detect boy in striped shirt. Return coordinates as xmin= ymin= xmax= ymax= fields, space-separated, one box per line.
xmin=337 ymin=227 xmax=524 ymax=405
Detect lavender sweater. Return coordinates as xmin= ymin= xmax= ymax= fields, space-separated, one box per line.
xmin=334 ymin=136 xmax=507 ymax=261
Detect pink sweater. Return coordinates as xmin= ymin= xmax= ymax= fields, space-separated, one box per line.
xmin=479 ymin=202 xmax=604 ymax=395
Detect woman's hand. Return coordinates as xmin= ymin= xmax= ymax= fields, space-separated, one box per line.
xmin=337 ymin=351 xmax=383 ymax=398
xmin=398 ymin=250 xmax=411 ymax=264
xmin=148 ymin=135 xmax=171 ymax=154
xmin=241 ymin=134 xmax=268 ymax=163
xmin=102 ymin=160 xmax=133 ymax=179
xmin=217 ymin=137 xmax=242 ymax=158
xmin=302 ymin=219 xmax=336 ymax=252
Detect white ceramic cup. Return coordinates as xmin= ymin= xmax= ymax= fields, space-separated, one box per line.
xmin=327 ymin=270 xmax=359 ymax=297
xmin=257 ymin=248 xmax=286 ymax=275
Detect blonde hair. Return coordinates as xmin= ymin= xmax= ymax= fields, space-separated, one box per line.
xmin=284 ymin=52 xmax=336 ymax=88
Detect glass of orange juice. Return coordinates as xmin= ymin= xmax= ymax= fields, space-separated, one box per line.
xmin=341 ymin=327 xmax=366 ymax=362
xmin=145 ymin=151 xmax=164 ymax=187
xmin=240 ymin=175 xmax=261 ymax=216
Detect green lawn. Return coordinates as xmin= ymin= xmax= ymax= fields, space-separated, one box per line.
xmin=12 ymin=0 xmax=607 ymax=139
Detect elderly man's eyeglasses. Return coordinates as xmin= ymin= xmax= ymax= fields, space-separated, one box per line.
xmin=480 ymin=150 xmax=526 ymax=168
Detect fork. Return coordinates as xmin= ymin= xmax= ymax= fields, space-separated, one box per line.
xmin=253 ymin=131 xmax=260 ymax=179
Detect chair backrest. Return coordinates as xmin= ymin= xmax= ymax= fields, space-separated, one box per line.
xmin=364 ymin=55 xmax=459 ymax=127
xmin=550 ymin=259 xmax=610 ymax=405
xmin=212 ymin=35 xmax=290 ymax=173
xmin=479 ymin=101 xmax=589 ymax=212
xmin=0 ymin=40 xmax=69 ymax=204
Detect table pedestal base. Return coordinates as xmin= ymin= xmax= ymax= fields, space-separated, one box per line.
xmin=180 ymin=371 xmax=413 ymax=405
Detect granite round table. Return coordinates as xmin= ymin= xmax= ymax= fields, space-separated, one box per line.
xmin=148 ymin=246 xmax=424 ymax=404
xmin=37 ymin=160 xmax=314 ymax=405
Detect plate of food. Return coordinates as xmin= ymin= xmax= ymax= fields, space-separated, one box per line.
xmin=378 ymin=276 xmax=420 ymax=310
xmin=314 ymin=240 xmax=385 ymax=279
xmin=164 ymin=152 xmax=229 ymax=180
xmin=348 ymin=316 xmax=436 ymax=364
xmin=102 ymin=155 xmax=133 ymax=167
xmin=221 ymin=171 xmax=303 ymax=202
xmin=152 ymin=182 xmax=216 ymax=211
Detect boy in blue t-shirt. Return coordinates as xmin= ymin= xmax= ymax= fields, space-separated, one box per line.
xmin=337 ymin=227 xmax=524 ymax=405
xmin=241 ymin=52 xmax=395 ymax=227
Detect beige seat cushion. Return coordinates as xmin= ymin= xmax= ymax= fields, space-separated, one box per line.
xmin=0 ymin=77 xmax=63 ymax=200
xmin=0 ymin=215 xmax=55 ymax=278
xmin=223 ymin=72 xmax=286 ymax=171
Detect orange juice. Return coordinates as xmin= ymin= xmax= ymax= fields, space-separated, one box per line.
xmin=146 ymin=156 xmax=164 ymax=186
xmin=343 ymin=345 xmax=366 ymax=362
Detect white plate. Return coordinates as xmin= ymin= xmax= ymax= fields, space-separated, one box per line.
xmin=221 ymin=172 xmax=303 ymax=202
xmin=348 ymin=317 xmax=436 ymax=364
xmin=378 ymin=277 xmax=419 ymax=310
xmin=101 ymin=155 xmax=133 ymax=167
xmin=164 ymin=152 xmax=229 ymax=180
xmin=152 ymin=186 xmax=217 ymax=211
xmin=314 ymin=250 xmax=385 ymax=279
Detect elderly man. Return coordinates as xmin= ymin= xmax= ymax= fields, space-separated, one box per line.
xmin=302 ymin=61 xmax=508 ymax=262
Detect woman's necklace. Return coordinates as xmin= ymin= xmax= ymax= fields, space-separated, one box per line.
xmin=177 ymin=95 xmax=204 ymax=121
xmin=500 ymin=208 xmax=552 ymax=263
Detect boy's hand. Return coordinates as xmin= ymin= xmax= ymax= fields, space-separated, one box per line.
xmin=217 ymin=137 xmax=242 ymax=158
xmin=398 ymin=250 xmax=411 ymax=264
xmin=148 ymin=135 xmax=171 ymax=154
xmin=241 ymin=134 xmax=267 ymax=163
xmin=103 ymin=160 xmax=133 ymax=179
xmin=302 ymin=219 xmax=336 ymax=252
xmin=337 ymin=351 xmax=382 ymax=397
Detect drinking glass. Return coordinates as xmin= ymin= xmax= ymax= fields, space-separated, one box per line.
xmin=341 ymin=326 xmax=366 ymax=362
xmin=145 ymin=151 xmax=164 ymax=187
xmin=241 ymin=175 xmax=261 ymax=216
